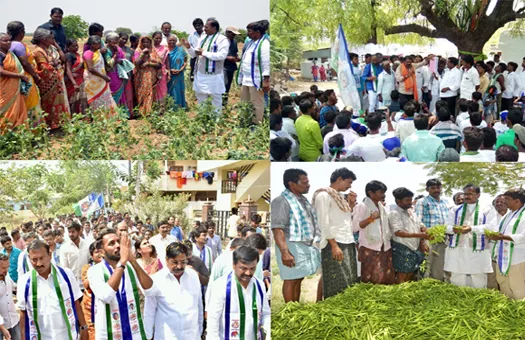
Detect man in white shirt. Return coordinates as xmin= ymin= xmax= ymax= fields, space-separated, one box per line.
xmin=238 ymin=21 xmax=270 ymax=124
xmin=160 ymin=22 xmax=175 ymax=47
xmin=281 ymin=106 xmax=300 ymax=161
xmin=415 ymin=56 xmax=430 ymax=105
xmin=206 ymin=221 xmax=222 ymax=261
xmin=488 ymin=189 xmax=525 ymax=299
xmin=445 ymin=184 xmax=496 ymax=288
xmin=83 ymin=221 xmax=94 ymax=243
xmin=0 ymin=254 xmax=20 ymax=340
xmin=502 ymin=62 xmax=519 ymax=111
xmin=207 ymin=246 xmax=270 ymax=340
xmin=440 ymin=57 xmax=462 ymax=115
xmin=487 ymin=195 xmax=509 ymax=289
xmin=17 ymin=233 xmax=37 ymax=279
xmin=181 ymin=19 xmax=229 ymax=112
xmin=395 ymin=102 xmax=417 ymax=144
xmin=144 ymin=242 xmax=203 ymax=340
xmin=87 ymin=229 xmax=153 ymax=340
xmin=459 ymin=112 xmax=487 ymax=138
xmin=209 ymin=238 xmax=244 ymax=284
xmin=460 ymin=126 xmax=490 ymax=162
xmin=192 ymin=227 xmax=214 ymax=271
xmin=460 ymin=55 xmax=480 ymax=100
xmin=17 ymin=240 xmax=88 ymax=340
xmin=377 ymin=61 xmax=396 ymax=106
xmin=346 ymin=111 xmax=392 ymax=162
xmin=312 ymin=168 xmax=358 ymax=298
xmin=188 ymin=18 xmax=204 ymax=81
xmin=60 ymin=222 xmax=90 ymax=291
xmin=226 ymin=208 xmax=240 ymax=239
xmin=149 ymin=221 xmax=177 ymax=267
xmin=323 ymin=114 xmax=358 ymax=154
xmin=270 ymin=114 xmax=297 ymax=152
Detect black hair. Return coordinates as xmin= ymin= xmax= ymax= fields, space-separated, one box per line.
xmin=246 ymin=21 xmax=267 ymax=35
xmin=498 ymin=62 xmax=507 ymax=72
xmin=283 ymin=169 xmax=307 ymax=189
xmin=157 ymin=220 xmax=169 ymax=229
xmin=281 ymin=96 xmax=293 ymax=107
xmin=68 ymin=222 xmax=82 ymax=232
xmin=487 ymin=60 xmax=495 ymax=68
xmin=437 ymin=107 xmax=451 ymax=122
xmin=468 ymin=101 xmax=479 ymax=113
xmin=335 ymin=114 xmax=351 ymax=129
xmin=496 ymin=145 xmax=519 ymax=162
xmin=244 ymin=233 xmax=267 ymax=250
xmin=349 ymin=52 xmax=358 ymax=60
xmin=27 ymin=239 xmax=50 ymax=254
xmin=508 ymin=62 xmax=518 ymax=71
xmin=469 ymin=112 xmax=483 ymax=126
xmin=118 ymin=32 xmax=129 ymax=39
xmin=448 ymin=57 xmax=459 ymax=66
xmin=270 ymin=137 xmax=292 ymax=161
xmin=390 ymin=89 xmax=399 ymax=101
xmin=365 ymin=53 xmax=372 ymax=59
xmin=193 ymin=18 xmax=204 ymax=26
xmin=6 ymin=21 xmax=24 ymax=39
xmin=230 ymin=237 xmax=245 ymax=249
xmin=10 ymin=229 xmax=19 ymax=237
xmin=458 ymin=99 xmax=469 ymax=112
xmin=481 ymin=127 xmax=496 ymax=148
xmin=233 ymin=246 xmax=260 ymax=264
xmin=152 ymin=31 xmax=163 ymax=39
xmin=504 ymin=189 xmax=525 ymax=204
xmin=65 ymin=38 xmax=77 ymax=48
xmin=327 ymin=134 xmax=345 ymax=155
xmin=366 ymin=111 xmax=382 ymax=131
xmin=365 ymin=180 xmax=387 ymax=197
xmin=299 ymin=100 xmax=313 ymax=114
xmin=0 ymin=236 xmax=11 ymax=245
xmin=508 ymin=108 xmax=523 ymax=125
xmin=42 ymin=230 xmax=54 ymax=239
xmin=330 ymin=168 xmax=356 ymax=183
xmin=88 ymin=23 xmax=104 ymax=36
xmin=130 ymin=35 xmax=139 ymax=43
xmin=403 ymin=102 xmax=416 ymax=117
xmin=472 ymin=92 xmax=483 ymax=101
xmin=463 ymin=184 xmax=480 ymax=194
xmin=464 ymin=127 xmax=483 ymax=151
xmin=414 ymin=114 xmax=429 ymax=130
xmin=51 ymin=7 xmax=64 ymax=15
xmin=393 ymin=187 xmax=414 ymax=201
xmin=241 ymin=227 xmax=257 ymax=238
xmin=166 ymin=242 xmax=188 ymax=259
xmin=463 ymin=55 xmax=474 ymax=66
xmin=207 ymin=19 xmax=220 ymax=31
xmin=270 ymin=114 xmax=283 ymax=130
xmin=270 ymin=99 xmax=282 ymax=113
xmin=426 ymin=178 xmax=442 ymax=188
xmin=161 ymin=22 xmax=171 ymax=28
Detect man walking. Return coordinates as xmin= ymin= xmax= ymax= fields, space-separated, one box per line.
xmin=0 ymin=254 xmax=20 ymax=340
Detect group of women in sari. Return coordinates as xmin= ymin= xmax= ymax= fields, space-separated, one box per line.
xmin=0 ymin=21 xmax=188 ymax=134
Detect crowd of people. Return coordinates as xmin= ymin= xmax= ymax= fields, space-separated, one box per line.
xmin=269 ymin=52 xmax=525 ymax=162
xmin=272 ymin=168 xmax=525 ymax=304
xmin=0 ymin=209 xmax=271 ymax=340
xmin=0 ymin=7 xmax=270 ymax=135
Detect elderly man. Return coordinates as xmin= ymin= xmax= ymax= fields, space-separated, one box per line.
xmin=377 ymin=60 xmax=396 ymax=107
xmin=362 ymin=53 xmax=384 ymax=113
xmin=181 ymin=19 xmax=229 ymax=112
xmin=237 ymin=21 xmax=270 ymax=124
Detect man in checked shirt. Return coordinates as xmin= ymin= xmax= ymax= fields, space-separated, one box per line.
xmin=415 ymin=178 xmax=450 ymax=282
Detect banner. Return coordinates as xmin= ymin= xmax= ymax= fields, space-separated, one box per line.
xmin=73 ymin=193 xmax=104 ymax=217
xmin=330 ymin=24 xmax=361 ymax=111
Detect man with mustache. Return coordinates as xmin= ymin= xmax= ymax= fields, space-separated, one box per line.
xmin=207 ymin=246 xmax=270 ymax=340
xmin=16 ymin=240 xmax=88 ymax=340
xmin=87 ymin=228 xmax=153 ymax=340
xmin=144 ymin=242 xmax=203 ymax=340
xmin=0 ymin=253 xmax=20 ymax=340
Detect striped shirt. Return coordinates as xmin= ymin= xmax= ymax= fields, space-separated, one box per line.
xmin=430 ymin=121 xmax=462 ymax=148
xmin=415 ymin=195 xmax=450 ymax=228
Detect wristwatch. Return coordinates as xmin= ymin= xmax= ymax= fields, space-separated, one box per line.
xmin=116 ymin=262 xmax=126 ymax=270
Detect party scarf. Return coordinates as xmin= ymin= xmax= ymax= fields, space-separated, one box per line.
xmin=492 ymin=207 xmax=525 ymax=276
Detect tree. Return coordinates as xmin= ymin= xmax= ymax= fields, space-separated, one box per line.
xmin=172 ymin=30 xmax=189 ymax=40
xmin=235 ymin=29 xmax=248 ymax=44
xmin=271 ymin=0 xmax=525 ymax=55
xmin=423 ymin=163 xmax=525 ymax=196
xmin=115 ymin=27 xmax=133 ymax=35
xmin=62 ymin=15 xmax=89 ymax=40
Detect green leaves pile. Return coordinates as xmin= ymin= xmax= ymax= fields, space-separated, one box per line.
xmin=427 ymin=225 xmax=448 ymax=245
xmin=273 ymin=279 xmax=525 ymax=339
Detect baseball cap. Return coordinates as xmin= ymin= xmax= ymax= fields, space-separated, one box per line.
xmin=513 ymin=124 xmax=525 ymax=145
xmin=439 ymin=148 xmax=460 ymax=162
xmin=225 ymin=26 xmax=240 ymax=35
xmin=500 ymin=110 xmax=508 ymax=121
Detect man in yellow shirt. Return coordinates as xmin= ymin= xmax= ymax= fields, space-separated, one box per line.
xmin=295 ymin=99 xmax=323 ymax=161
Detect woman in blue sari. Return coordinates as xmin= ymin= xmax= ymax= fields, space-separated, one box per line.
xmin=167 ymin=35 xmax=187 ymax=108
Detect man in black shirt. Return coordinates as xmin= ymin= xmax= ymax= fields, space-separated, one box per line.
xmin=38 ymin=7 xmax=67 ymax=51
xmin=223 ymin=26 xmax=240 ymax=105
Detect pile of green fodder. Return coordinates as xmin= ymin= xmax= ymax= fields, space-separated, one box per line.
xmin=272 ymin=279 xmax=525 ymax=340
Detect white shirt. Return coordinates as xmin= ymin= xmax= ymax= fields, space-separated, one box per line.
xmin=0 ymin=274 xmax=19 ymax=329
xmin=282 ymin=117 xmax=297 ymax=137
xmin=313 ymin=191 xmax=354 ymax=249
xmin=188 ymin=31 xmax=204 ymax=49
xmin=460 ymin=152 xmax=491 ymax=162
xmin=226 ymin=215 xmax=240 ymax=238
xmin=207 ymin=275 xmax=270 ymax=340
xmin=209 ymin=251 xmax=233 ymax=283
xmin=520 ymin=153 xmax=525 ymax=162
xmin=494 ymin=207 xmax=525 ymax=266
xmin=503 ymin=72 xmax=519 ymax=98
xmin=239 ymin=38 xmax=270 ymax=88
xmin=192 ymin=244 xmax=213 ymax=271
xmin=493 ymin=121 xmax=509 ymax=137
xmin=440 ymin=67 xmax=462 ymax=98
xmin=389 ymin=206 xmax=425 ymax=251
xmin=444 ymin=203 xmax=496 ymax=274
xmin=144 ymin=268 xmax=203 ymax=340
xmin=270 ymin=129 xmax=297 ymax=150
xmin=456 ymin=111 xmax=470 ymax=126
xmin=88 ymin=261 xmax=154 ymax=340
xmin=377 ymin=70 xmax=396 ymax=100
xmin=18 ymin=250 xmax=33 ymax=279
xmin=149 ymin=234 xmax=177 ymax=266
xmin=460 ymin=66 xmax=480 ymax=99
xmin=395 ymin=119 xmax=416 ymax=144
xmin=479 ymin=149 xmax=496 ymax=162
xmin=345 ymin=133 xmax=388 ymax=162
xmin=17 ymin=266 xmax=82 ymax=338
xmin=323 ymin=128 xmax=358 ymax=154
xmin=59 ymin=238 xmax=90 ymax=289
xmin=459 ymin=119 xmax=487 ymax=139
xmin=207 ymin=234 xmax=222 ymax=261
xmin=187 ymin=33 xmax=229 ymax=95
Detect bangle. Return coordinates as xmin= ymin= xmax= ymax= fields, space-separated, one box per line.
xmin=80 ymin=325 xmax=88 ymax=331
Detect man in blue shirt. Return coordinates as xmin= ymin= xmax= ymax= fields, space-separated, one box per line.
xmin=169 ymin=216 xmax=184 ymax=241
xmin=362 ymin=53 xmax=384 ymax=114
xmin=0 ymin=236 xmax=22 ymax=283
xmin=38 ymin=7 xmax=67 ymax=51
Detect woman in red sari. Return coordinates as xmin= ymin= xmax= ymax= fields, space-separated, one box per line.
xmin=32 ymin=27 xmax=71 ymax=130
xmin=133 ymin=36 xmax=162 ymax=116
xmin=65 ymin=38 xmax=88 ymax=115
xmin=152 ymin=31 xmax=169 ymax=104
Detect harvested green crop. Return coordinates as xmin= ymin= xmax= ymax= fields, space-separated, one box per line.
xmin=426 ymin=225 xmax=448 ymax=245
xmin=484 ymin=229 xmax=500 ymax=238
xmin=272 ymin=279 xmax=525 ymax=340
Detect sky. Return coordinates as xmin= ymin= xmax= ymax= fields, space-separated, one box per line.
xmin=2 ymin=0 xmax=269 ymax=34
xmin=270 ymin=163 xmax=514 ymax=208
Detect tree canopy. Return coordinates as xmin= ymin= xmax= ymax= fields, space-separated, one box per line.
xmin=62 ymin=15 xmax=89 ymax=40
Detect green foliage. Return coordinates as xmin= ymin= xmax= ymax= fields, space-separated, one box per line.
xmin=133 ymin=32 xmax=142 ymax=38
xmin=115 ymin=27 xmax=133 ymax=35
xmin=171 ymin=30 xmax=189 ymax=40
xmin=62 ymin=15 xmax=89 ymax=40
xmin=423 ymin=163 xmax=525 ymax=196
xmin=235 ymin=29 xmax=248 ymax=44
